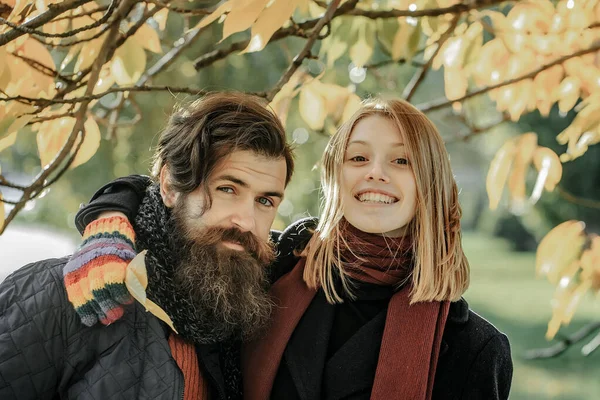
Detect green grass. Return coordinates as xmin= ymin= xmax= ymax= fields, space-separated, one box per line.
xmin=463 ymin=233 xmax=600 ymax=400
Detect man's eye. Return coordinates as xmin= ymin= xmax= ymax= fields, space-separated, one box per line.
xmin=350 ymin=156 xmax=367 ymax=162
xmin=394 ymin=158 xmax=409 ymax=165
xmin=257 ymin=197 xmax=274 ymax=207
xmin=217 ymin=187 xmax=234 ymax=194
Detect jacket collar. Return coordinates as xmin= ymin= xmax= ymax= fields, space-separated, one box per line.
xmin=439 ymin=298 xmax=469 ymax=357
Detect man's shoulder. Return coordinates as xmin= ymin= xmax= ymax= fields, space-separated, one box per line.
xmin=1 ymin=257 xmax=69 ymax=311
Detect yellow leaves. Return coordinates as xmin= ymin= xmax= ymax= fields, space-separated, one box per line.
xmin=299 ymin=84 xmax=327 ymax=131
xmin=244 ymin=0 xmax=303 ymax=53
xmin=537 ymin=221 xmax=599 ymax=339
xmin=391 ymin=18 xmax=421 ymax=62
xmin=36 ymin=116 xmax=101 ymax=169
xmin=194 ymin=0 xmax=305 ymax=53
xmin=133 ymin=23 xmax=162 ymax=54
xmin=554 ymin=76 xmax=581 ymax=113
xmin=298 ymin=78 xmax=361 ymax=131
xmin=348 ymin=18 xmax=375 ymax=68
xmin=486 ymin=133 xmax=563 ymax=212
xmin=111 ymin=37 xmax=146 ymax=85
xmin=126 ymin=250 xmax=178 ymax=333
xmin=556 ymin=96 xmax=600 ymax=162
xmin=537 ymin=221 xmax=587 ymax=284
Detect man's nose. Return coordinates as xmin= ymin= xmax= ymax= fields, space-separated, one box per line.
xmin=230 ymin=202 xmax=256 ymax=233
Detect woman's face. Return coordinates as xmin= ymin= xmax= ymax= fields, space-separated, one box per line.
xmin=340 ymin=115 xmax=417 ymax=237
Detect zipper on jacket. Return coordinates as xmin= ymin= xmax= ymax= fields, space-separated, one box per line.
xmin=196 ymin=352 xmax=227 ymax=400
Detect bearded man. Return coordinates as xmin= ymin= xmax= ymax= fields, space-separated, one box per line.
xmin=0 ymin=92 xmax=294 ymax=400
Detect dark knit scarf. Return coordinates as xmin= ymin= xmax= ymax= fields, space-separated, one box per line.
xmin=134 ymin=184 xmax=241 ymax=400
xmin=243 ymin=221 xmax=450 ymax=400
xmin=339 ymin=219 xmax=413 ymax=287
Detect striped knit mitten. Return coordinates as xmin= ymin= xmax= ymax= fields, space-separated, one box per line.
xmin=63 ymin=215 xmax=136 ymax=326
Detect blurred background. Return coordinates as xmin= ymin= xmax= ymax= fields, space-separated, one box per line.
xmin=1 ymin=1 xmax=600 ymax=398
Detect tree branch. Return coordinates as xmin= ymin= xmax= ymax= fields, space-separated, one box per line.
xmin=403 ymin=14 xmax=460 ymax=101
xmin=417 ymin=41 xmax=600 ymax=113
xmin=1 ymin=0 xmax=137 ymax=234
xmin=347 ymin=0 xmax=507 ymax=18
xmin=0 ymin=0 xmax=95 ymax=46
xmin=264 ymin=0 xmax=344 ymax=102
xmin=557 ymin=186 xmax=600 ymax=209
xmin=193 ymin=0 xmax=359 ymax=70
xmin=143 ymin=0 xmax=211 ymax=15
xmin=524 ymin=321 xmax=600 ymax=360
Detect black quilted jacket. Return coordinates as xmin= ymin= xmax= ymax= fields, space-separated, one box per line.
xmin=0 ymin=257 xmax=226 ymax=399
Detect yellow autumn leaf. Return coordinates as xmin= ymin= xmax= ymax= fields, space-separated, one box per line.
xmin=111 ymin=38 xmax=147 ymax=85
xmin=299 ymin=84 xmax=327 ymax=130
xmin=192 ymin=1 xmax=233 ymax=31
xmin=443 ymin=67 xmax=467 ymax=101
xmin=507 ymin=133 xmax=538 ymax=212
xmin=133 ymin=23 xmax=162 ymax=54
xmin=0 ymin=50 xmax=12 ymax=92
xmin=532 ymin=146 xmax=562 ymax=194
xmin=341 ymin=93 xmax=362 ymax=124
xmin=554 ymin=76 xmax=581 ymax=113
xmin=223 ymin=0 xmax=270 ymax=40
xmin=486 ymin=137 xmax=517 ymax=210
xmin=0 ymin=113 xmax=34 ymax=142
xmin=37 ymin=117 xmax=76 ymax=168
xmin=154 ymin=8 xmax=169 ymax=31
xmin=536 ymin=220 xmax=587 ymax=284
xmin=392 ymin=19 xmax=420 ymax=62
xmin=126 ymin=250 xmax=178 ymax=332
xmin=74 ymin=36 xmax=105 ymax=73
xmin=243 ymin=0 xmax=302 ymax=53
xmin=580 ymin=235 xmax=600 ymax=291
xmin=349 ymin=36 xmax=372 ymax=68
xmin=70 ymin=117 xmax=101 ymax=169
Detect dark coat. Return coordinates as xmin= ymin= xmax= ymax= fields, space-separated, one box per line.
xmin=267 ymin=218 xmax=514 ymax=400
xmin=0 ymin=258 xmax=229 ymax=399
xmin=74 ymin=176 xmax=513 ymax=399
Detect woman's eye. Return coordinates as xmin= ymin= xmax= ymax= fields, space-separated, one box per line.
xmin=350 ymin=156 xmax=367 ymax=162
xmin=257 ymin=197 xmax=274 ymax=207
xmin=217 ymin=187 xmax=234 ymax=194
xmin=394 ymin=158 xmax=409 ymax=165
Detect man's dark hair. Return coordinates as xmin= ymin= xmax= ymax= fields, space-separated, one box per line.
xmin=153 ymin=91 xmax=294 ymax=195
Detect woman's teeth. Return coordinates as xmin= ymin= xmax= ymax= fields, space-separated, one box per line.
xmin=357 ymin=192 xmax=398 ymax=204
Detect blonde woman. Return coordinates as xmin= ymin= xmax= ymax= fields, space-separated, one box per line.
xmin=67 ymin=98 xmax=512 ymax=399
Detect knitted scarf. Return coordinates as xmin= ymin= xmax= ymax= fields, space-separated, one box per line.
xmin=243 ymin=222 xmax=450 ymax=400
xmin=134 ymin=184 xmax=242 ymax=400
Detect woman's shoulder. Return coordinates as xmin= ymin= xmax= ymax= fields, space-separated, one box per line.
xmin=269 ymin=217 xmax=318 ymax=283
xmin=445 ymin=298 xmax=511 ymax=357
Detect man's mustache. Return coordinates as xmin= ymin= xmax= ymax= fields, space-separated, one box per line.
xmin=186 ymin=225 xmax=273 ymax=264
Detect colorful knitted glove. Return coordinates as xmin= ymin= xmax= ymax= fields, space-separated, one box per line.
xmin=63 ymin=215 xmax=136 ymax=326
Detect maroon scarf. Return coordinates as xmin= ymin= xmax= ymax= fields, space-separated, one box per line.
xmin=243 ymin=223 xmax=450 ymax=400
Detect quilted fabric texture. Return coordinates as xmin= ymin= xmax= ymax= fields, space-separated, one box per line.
xmin=0 ymin=258 xmax=184 ymax=399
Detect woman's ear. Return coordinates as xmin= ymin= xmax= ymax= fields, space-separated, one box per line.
xmin=159 ymin=165 xmax=179 ymax=208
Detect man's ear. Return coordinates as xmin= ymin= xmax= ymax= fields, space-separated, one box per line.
xmin=159 ymin=165 xmax=179 ymax=208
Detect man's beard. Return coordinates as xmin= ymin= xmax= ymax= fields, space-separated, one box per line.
xmin=168 ymin=199 xmax=275 ymax=342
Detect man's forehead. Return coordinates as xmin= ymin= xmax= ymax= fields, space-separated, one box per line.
xmin=211 ymin=151 xmax=286 ymax=191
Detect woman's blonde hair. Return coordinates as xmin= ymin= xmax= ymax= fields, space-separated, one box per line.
xmin=303 ymin=98 xmax=470 ymax=304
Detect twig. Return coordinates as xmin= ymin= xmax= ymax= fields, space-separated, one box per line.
xmin=193 ymin=0 xmax=359 ymax=70
xmin=447 ymin=112 xmax=511 ymax=143
xmin=0 ymin=0 xmax=114 ymax=41
xmin=417 ymin=41 xmax=600 ymax=113
xmin=8 ymin=53 xmax=75 ymax=84
xmin=265 ymin=0 xmax=345 ymax=102
xmin=557 ymin=186 xmax=600 ymax=209
xmin=1 ymin=85 xmax=208 ymax=106
xmin=347 ymin=0 xmax=506 ymax=18
xmin=143 ymin=0 xmax=211 ymax=15
xmin=403 ymin=14 xmax=460 ymax=101
xmin=0 ymin=0 xmax=137 ymax=234
xmin=52 ymin=5 xmax=110 ymax=21
xmin=524 ymin=321 xmax=600 ymax=359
